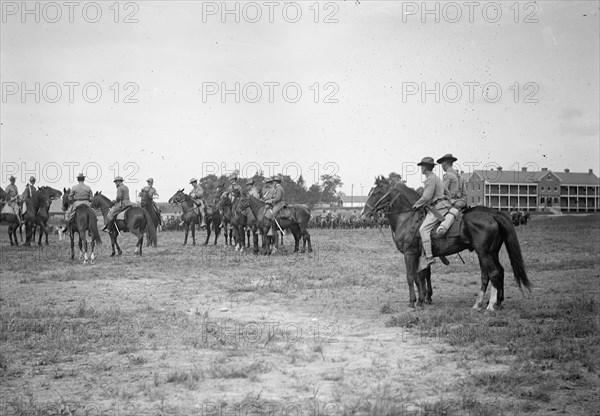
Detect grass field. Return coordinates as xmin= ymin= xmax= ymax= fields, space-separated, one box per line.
xmin=1 ymin=215 xmax=599 ymax=415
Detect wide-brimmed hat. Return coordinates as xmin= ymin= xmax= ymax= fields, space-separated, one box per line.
xmin=76 ymin=173 xmax=85 ymax=180
xmin=264 ymin=177 xmax=273 ymax=184
xmin=29 ymin=176 xmax=36 ymax=182
xmin=273 ymin=174 xmax=283 ymax=182
xmin=246 ymin=179 xmax=254 ymax=185
xmin=9 ymin=175 xmax=16 ymax=181
xmin=113 ymin=176 xmax=124 ymax=182
xmin=231 ymin=170 xmax=239 ymax=180
xmin=436 ymin=154 xmax=457 ymax=164
xmin=189 ymin=178 xmax=198 ymax=184
xmin=147 ymin=178 xmax=154 ymax=183
xmin=417 ymin=157 xmax=436 ymax=167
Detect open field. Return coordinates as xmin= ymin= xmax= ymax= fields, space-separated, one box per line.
xmin=1 ymin=215 xmax=599 ymax=415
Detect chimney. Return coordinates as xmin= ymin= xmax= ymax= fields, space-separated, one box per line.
xmin=541 ymin=167 xmax=548 ymax=171
xmin=521 ymin=167 xmax=527 ymax=172
xmin=589 ymin=169 xmax=594 ymax=174
xmin=564 ymin=168 xmax=570 ymax=173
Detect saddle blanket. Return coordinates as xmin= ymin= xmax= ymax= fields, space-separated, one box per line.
xmin=1 ymin=204 xmax=17 ymax=215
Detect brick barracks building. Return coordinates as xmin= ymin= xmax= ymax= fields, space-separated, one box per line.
xmin=463 ymin=167 xmax=600 ymax=213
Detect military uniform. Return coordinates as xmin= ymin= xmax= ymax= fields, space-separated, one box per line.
xmin=436 ymin=154 xmax=466 ymax=236
xmin=66 ymin=175 xmax=93 ymax=223
xmin=413 ymin=158 xmax=450 ymax=270
xmin=4 ymin=177 xmax=22 ymax=223
xmin=244 ymin=180 xmax=259 ymax=227
xmin=188 ymin=179 xmax=206 ymax=227
xmin=265 ymin=180 xmax=285 ymax=218
xmin=140 ymin=178 xmax=161 ymax=223
xmin=107 ymin=178 xmax=132 ymax=222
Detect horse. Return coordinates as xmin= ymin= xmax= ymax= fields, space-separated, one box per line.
xmin=91 ymin=192 xmax=157 ymax=256
xmin=243 ymin=195 xmax=312 ymax=254
xmin=204 ymin=203 xmax=222 ymax=246
xmin=62 ymin=189 xmax=102 ymax=263
xmin=361 ymin=176 xmax=531 ymax=310
xmin=0 ymin=188 xmax=21 ymax=245
xmin=217 ymin=192 xmax=235 ymax=246
xmin=230 ymin=196 xmax=260 ymax=253
xmin=168 ymin=190 xmax=208 ymax=245
xmin=22 ymin=186 xmax=62 ymax=246
xmin=140 ymin=189 xmax=161 ymax=247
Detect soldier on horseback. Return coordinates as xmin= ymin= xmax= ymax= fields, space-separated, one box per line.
xmin=264 ymin=175 xmax=286 ymax=236
xmin=21 ymin=176 xmax=36 ymax=199
xmin=4 ymin=175 xmax=22 ymax=225
xmin=244 ymin=178 xmax=260 ymax=225
xmin=412 ymin=157 xmax=450 ymax=271
xmin=140 ymin=178 xmax=162 ymax=224
xmin=189 ymin=178 xmax=207 ymax=228
xmin=436 ymin=154 xmax=467 ymax=236
xmin=228 ymin=171 xmax=243 ymax=203
xmin=103 ymin=176 xmax=132 ymax=232
xmin=65 ymin=173 xmax=93 ymax=234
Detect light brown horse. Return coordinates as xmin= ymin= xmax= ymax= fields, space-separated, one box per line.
xmin=362 ymin=177 xmax=530 ymax=309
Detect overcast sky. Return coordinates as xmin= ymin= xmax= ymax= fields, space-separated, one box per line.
xmin=1 ymin=1 xmax=598 ymax=199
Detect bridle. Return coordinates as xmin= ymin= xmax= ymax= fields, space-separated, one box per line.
xmin=364 ymin=182 xmax=415 ymax=216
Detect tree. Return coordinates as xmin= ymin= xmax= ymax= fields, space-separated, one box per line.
xmin=297 ymin=174 xmax=306 ymax=189
xmin=321 ymin=174 xmax=343 ymax=203
xmin=306 ymin=184 xmax=322 ymax=207
xmin=280 ymin=175 xmax=306 ymax=204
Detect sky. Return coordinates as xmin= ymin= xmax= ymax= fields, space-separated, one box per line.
xmin=1 ymin=1 xmax=599 ymax=200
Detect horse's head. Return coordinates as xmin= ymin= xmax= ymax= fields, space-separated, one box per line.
xmin=62 ymin=188 xmax=71 ymax=211
xmin=91 ymin=191 xmax=112 ymax=210
xmin=168 ymin=189 xmax=186 ymax=205
xmin=43 ymin=186 xmax=62 ymax=200
xmin=139 ymin=189 xmax=151 ymax=205
xmin=0 ymin=187 xmax=8 ymax=201
xmin=362 ymin=176 xmax=416 ymax=218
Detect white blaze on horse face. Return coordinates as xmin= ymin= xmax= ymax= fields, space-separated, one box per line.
xmin=487 ymin=286 xmax=498 ymax=311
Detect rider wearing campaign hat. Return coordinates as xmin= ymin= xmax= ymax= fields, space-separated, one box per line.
xmin=65 ymin=173 xmax=94 ymax=227
xmin=103 ymin=176 xmax=132 ymax=231
xmin=188 ymin=178 xmax=206 ymax=228
xmin=140 ymin=177 xmax=161 ymax=224
xmin=4 ymin=175 xmax=22 ymax=225
xmin=436 ymin=154 xmax=467 ymax=236
xmin=412 ymin=157 xmax=450 ymax=271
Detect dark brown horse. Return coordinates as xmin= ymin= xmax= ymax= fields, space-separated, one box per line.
xmin=91 ymin=192 xmax=157 ymax=256
xmin=62 ymin=189 xmax=102 ymax=263
xmin=22 ymin=186 xmax=62 ymax=246
xmin=243 ymin=195 xmax=312 ymax=254
xmin=217 ymin=192 xmax=235 ymax=246
xmin=140 ymin=189 xmax=161 ymax=247
xmin=361 ymin=177 xmax=531 ymax=309
xmin=0 ymin=187 xmax=21 ymax=245
xmin=168 ymin=190 xmax=221 ymax=245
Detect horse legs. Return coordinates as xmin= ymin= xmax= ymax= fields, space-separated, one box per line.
xmin=70 ymin=230 xmax=76 ymax=261
xmin=78 ymin=232 xmax=84 ymax=261
xmin=404 ymin=254 xmax=425 ymax=307
xmin=131 ymin=228 xmax=143 ymax=255
xmin=183 ymin=223 xmax=189 ymax=245
xmin=420 ymin=267 xmax=433 ymax=304
xmin=191 ymin=222 xmax=196 ymax=246
xmin=204 ymin=220 xmax=211 ymax=245
xmin=473 ymin=256 xmax=490 ymax=309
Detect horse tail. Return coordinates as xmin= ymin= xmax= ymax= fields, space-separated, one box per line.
xmin=143 ymin=209 xmax=158 ymax=247
xmin=494 ymin=211 xmax=531 ymax=291
xmin=88 ymin=209 xmax=102 ymax=244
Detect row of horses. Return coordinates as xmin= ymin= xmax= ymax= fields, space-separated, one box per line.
xmin=167 ymin=190 xmax=312 ymax=255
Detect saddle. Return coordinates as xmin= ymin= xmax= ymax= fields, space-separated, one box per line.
xmin=1 ymin=203 xmax=16 ymax=215
xmin=116 ymin=206 xmax=132 ymax=221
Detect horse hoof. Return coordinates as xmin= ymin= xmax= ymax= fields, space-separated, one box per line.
xmin=110 ymin=252 xmax=115 ymax=257
xmin=426 ymin=297 xmax=433 ymax=305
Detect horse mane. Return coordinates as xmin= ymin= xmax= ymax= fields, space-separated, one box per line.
xmin=375 ymin=176 xmax=420 ymax=204
xmin=95 ymin=192 xmax=112 ymax=204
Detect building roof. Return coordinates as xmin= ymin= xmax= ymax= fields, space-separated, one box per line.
xmin=553 ymin=171 xmax=600 ymax=185
xmin=339 ymin=195 xmax=369 ymax=204
xmin=464 ymin=169 xmax=599 ymax=185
